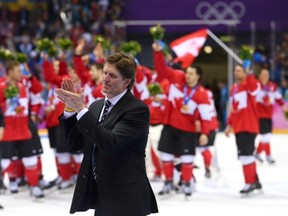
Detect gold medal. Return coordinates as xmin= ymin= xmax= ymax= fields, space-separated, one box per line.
xmin=181 ymin=105 xmax=189 ymax=112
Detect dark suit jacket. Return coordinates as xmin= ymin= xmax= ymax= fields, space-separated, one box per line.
xmin=60 ymin=91 xmax=158 ymax=216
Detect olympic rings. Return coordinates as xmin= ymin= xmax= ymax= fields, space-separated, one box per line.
xmin=196 ymin=1 xmax=246 ymax=20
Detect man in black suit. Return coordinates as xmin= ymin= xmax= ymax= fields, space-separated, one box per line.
xmin=56 ymin=52 xmax=158 ymax=216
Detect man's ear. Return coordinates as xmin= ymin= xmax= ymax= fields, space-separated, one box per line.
xmin=125 ymin=78 xmax=132 ymax=87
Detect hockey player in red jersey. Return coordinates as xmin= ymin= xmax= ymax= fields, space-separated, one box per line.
xmin=143 ymin=68 xmax=170 ymax=181
xmin=42 ymin=57 xmax=83 ymax=190
xmin=0 ymin=60 xmax=45 ymax=198
xmin=73 ymin=38 xmax=104 ymax=106
xmin=255 ymin=67 xmax=287 ymax=164
xmin=153 ymin=42 xmax=211 ymax=197
xmin=196 ymin=87 xmax=219 ymax=179
xmin=224 ymin=62 xmax=262 ymax=195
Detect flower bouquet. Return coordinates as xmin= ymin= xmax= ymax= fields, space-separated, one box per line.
xmin=149 ymin=24 xmax=165 ymax=41
xmin=120 ymin=41 xmax=142 ymax=57
xmin=4 ymin=85 xmax=19 ymax=99
xmin=94 ymin=35 xmax=111 ymax=51
xmin=147 ymin=83 xmax=163 ymax=96
xmin=36 ymin=38 xmax=57 ymax=57
xmin=0 ymin=48 xmax=15 ymax=61
xmin=239 ymin=45 xmax=254 ymax=70
xmin=57 ymin=38 xmax=73 ymax=51
xmin=15 ymin=53 xmax=28 ymax=63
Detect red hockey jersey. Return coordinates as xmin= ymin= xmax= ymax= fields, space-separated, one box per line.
xmin=144 ymin=74 xmax=170 ymax=125
xmin=256 ymin=81 xmax=284 ymax=119
xmin=154 ymin=51 xmax=211 ymax=134
xmin=0 ymin=79 xmax=31 ymax=141
xmin=73 ymin=56 xmax=104 ymax=106
xmin=227 ymin=74 xmax=260 ymax=134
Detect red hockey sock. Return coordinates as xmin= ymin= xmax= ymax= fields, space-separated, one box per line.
xmin=263 ymin=143 xmax=271 ymax=156
xmin=256 ymin=142 xmax=264 ymax=154
xmin=151 ymin=146 xmax=162 ymax=176
xmin=3 ymin=161 xmax=18 ymax=179
xmin=25 ymin=166 xmax=39 ymax=186
xmin=58 ymin=163 xmax=72 ymax=181
xmin=201 ymin=149 xmax=212 ymax=168
xmin=181 ymin=163 xmax=193 ymax=183
xmin=242 ymin=162 xmax=257 ymax=184
xmin=162 ymin=161 xmax=174 ymax=181
xmin=37 ymin=157 xmax=43 ymax=177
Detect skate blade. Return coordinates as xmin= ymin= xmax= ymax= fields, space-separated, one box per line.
xmin=157 ymin=192 xmax=176 ymax=200
xmin=240 ymin=189 xmax=264 ymax=198
xmin=33 ymin=197 xmax=45 ymax=203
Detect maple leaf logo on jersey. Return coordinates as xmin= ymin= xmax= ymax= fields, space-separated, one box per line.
xmin=168 ymin=84 xmax=184 ymax=106
xmin=232 ymin=99 xmax=239 ymax=111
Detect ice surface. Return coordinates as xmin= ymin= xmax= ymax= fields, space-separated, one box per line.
xmin=0 ymin=133 xmax=288 ymax=216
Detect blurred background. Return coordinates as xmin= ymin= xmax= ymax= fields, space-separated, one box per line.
xmin=1 ymin=0 xmax=288 ymax=130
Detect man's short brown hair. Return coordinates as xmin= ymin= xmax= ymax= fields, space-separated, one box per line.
xmin=105 ymin=52 xmax=136 ymax=90
xmin=5 ymin=60 xmax=20 ymax=74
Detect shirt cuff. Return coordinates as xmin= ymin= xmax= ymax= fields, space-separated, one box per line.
xmin=76 ymin=108 xmax=89 ymax=120
xmin=63 ymin=111 xmax=77 ymax=119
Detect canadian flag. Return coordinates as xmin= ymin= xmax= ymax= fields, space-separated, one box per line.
xmin=170 ymin=28 xmax=208 ymax=68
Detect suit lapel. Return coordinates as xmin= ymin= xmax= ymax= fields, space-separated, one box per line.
xmin=90 ymin=99 xmax=104 ymax=121
xmin=102 ymin=91 xmax=133 ymax=127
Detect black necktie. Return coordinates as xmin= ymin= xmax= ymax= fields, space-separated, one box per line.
xmin=100 ymin=100 xmax=112 ymax=124
xmin=92 ymin=100 xmax=111 ymax=180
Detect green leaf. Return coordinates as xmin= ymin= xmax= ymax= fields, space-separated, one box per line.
xmin=239 ymin=45 xmax=254 ymax=60
xmin=147 ymin=83 xmax=163 ymax=96
xmin=120 ymin=41 xmax=142 ymax=57
xmin=57 ymin=38 xmax=73 ymax=51
xmin=149 ymin=24 xmax=165 ymax=41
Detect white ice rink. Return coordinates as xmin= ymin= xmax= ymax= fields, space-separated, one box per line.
xmin=1 ymin=132 xmax=288 ymax=216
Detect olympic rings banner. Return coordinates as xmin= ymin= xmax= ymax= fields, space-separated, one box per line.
xmin=122 ymin=0 xmax=288 ymax=32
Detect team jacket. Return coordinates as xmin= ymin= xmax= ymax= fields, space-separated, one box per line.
xmin=227 ymin=74 xmax=260 ymax=133
xmin=256 ymin=81 xmax=284 ymax=119
xmin=154 ymin=51 xmax=211 ymax=134
xmin=73 ymin=56 xmax=104 ymax=106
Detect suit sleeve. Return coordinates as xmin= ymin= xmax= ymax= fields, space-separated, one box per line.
xmin=59 ymin=114 xmax=84 ymax=151
xmin=75 ymin=102 xmax=150 ymax=153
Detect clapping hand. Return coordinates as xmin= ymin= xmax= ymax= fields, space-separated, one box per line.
xmin=55 ymin=78 xmax=86 ymax=113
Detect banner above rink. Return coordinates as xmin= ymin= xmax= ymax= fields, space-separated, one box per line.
xmin=121 ymin=0 xmax=288 ymax=32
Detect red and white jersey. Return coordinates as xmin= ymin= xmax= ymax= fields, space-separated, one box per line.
xmin=20 ymin=75 xmax=44 ymax=115
xmin=74 ymin=56 xmax=104 ymax=106
xmin=154 ymin=51 xmax=211 ymax=134
xmin=144 ymin=73 xmax=170 ymax=125
xmin=0 ymin=79 xmax=31 ymax=141
xmin=227 ymin=74 xmax=260 ymax=134
xmin=206 ymin=89 xmax=219 ymax=131
xmin=256 ymin=81 xmax=284 ymax=119
xmin=42 ymin=60 xmax=69 ymax=87
xmin=45 ymin=85 xmax=65 ymax=128
xmin=133 ymin=65 xmax=152 ymax=100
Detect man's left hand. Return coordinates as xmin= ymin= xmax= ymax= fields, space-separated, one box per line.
xmin=55 ymin=78 xmax=86 ymax=113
